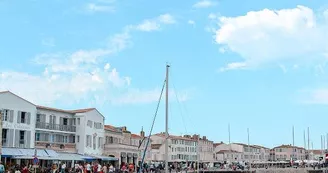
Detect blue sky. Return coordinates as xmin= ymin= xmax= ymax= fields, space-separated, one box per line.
xmin=1 ymin=0 xmax=328 ymax=149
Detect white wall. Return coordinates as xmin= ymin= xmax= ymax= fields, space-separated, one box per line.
xmin=77 ymin=109 xmax=105 ymax=155
xmin=0 ymin=92 xmax=36 ymax=148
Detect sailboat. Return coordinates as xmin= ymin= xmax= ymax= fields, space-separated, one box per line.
xmin=138 ymin=65 xmax=170 ymax=173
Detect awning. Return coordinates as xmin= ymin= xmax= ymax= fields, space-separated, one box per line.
xmin=1 ymin=148 xmax=23 ymax=158
xmin=94 ymin=155 xmax=118 ymax=161
xmin=45 ymin=150 xmax=59 ymax=157
xmin=19 ymin=149 xmax=48 ymax=157
xmin=56 ymin=153 xmax=85 ymax=161
xmin=1 ymin=148 xmax=58 ymax=159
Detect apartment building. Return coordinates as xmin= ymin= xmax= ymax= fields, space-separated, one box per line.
xmin=194 ymin=135 xmax=214 ymax=163
xmin=35 ymin=106 xmax=105 ymax=155
xmin=150 ymin=133 xmax=198 ymax=163
xmin=273 ymin=144 xmax=306 ymax=161
xmin=104 ymin=125 xmax=149 ymax=166
xmin=214 ymin=142 xmax=270 ymax=162
xmin=0 ymin=91 xmax=108 ymax=164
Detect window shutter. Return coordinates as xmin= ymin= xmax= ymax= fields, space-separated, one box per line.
xmin=8 ymin=129 xmax=14 ymax=147
xmin=17 ymin=111 xmax=21 ymax=123
xmin=27 ymin=112 xmax=31 ymax=124
xmin=9 ymin=110 xmax=14 ymax=122
xmin=26 ymin=131 xmax=31 ymax=148
xmin=42 ymin=114 xmax=46 ymax=123
xmin=15 ymin=130 xmax=20 ymax=147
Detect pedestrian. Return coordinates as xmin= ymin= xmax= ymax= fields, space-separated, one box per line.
xmin=0 ymin=162 xmax=5 ymax=173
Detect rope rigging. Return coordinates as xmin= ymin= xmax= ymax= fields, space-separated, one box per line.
xmin=138 ymin=78 xmax=166 ymax=173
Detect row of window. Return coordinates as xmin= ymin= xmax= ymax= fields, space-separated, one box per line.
xmin=87 ymin=120 xmax=103 ymax=129
xmin=172 ymin=146 xmax=196 ymax=153
xmin=275 ymin=148 xmax=305 ymax=153
xmin=35 ymin=133 xmax=76 ymax=143
xmin=171 ymin=139 xmax=197 ymax=146
xmin=2 ymin=109 xmax=30 ymax=124
xmin=171 ymin=154 xmax=197 ymax=160
xmin=2 ymin=129 xmax=31 ymax=147
xmin=86 ymin=135 xmax=104 ymax=149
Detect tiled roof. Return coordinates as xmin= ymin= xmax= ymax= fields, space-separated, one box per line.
xmin=154 ymin=133 xmax=197 ymax=141
xmin=37 ymin=105 xmax=95 ymax=114
xmin=131 ymin=134 xmax=142 ymax=138
xmin=214 ymin=142 xmax=224 ymax=147
xmin=104 ymin=125 xmax=122 ymax=133
xmin=216 ymin=150 xmax=241 ymax=154
xmin=274 ymin=144 xmax=305 ymax=150
xmin=309 ymin=150 xmax=322 ymax=155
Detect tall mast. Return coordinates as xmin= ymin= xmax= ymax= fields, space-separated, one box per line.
xmin=292 ymin=126 xmax=294 ymax=163
xmin=308 ymin=127 xmax=310 ymax=151
xmin=304 ymin=130 xmax=306 ymax=150
xmin=165 ymin=64 xmax=170 ymax=173
xmin=247 ymin=128 xmax=250 ymax=163
xmin=197 ymin=134 xmax=200 ymax=173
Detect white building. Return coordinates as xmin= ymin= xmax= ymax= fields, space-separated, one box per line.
xmin=150 ymin=133 xmax=198 ymax=163
xmin=214 ymin=142 xmax=270 ymax=163
xmin=198 ymin=136 xmax=215 ymax=163
xmin=0 ymin=91 xmax=110 ymax=165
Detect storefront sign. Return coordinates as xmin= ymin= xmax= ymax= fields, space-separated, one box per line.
xmin=2 ymin=122 xmax=31 ymax=130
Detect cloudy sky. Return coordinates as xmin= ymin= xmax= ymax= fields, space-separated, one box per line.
xmin=1 ymin=0 xmax=328 ymax=148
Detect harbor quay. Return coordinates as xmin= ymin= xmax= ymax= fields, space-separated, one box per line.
xmin=0 ymin=91 xmax=327 ymax=172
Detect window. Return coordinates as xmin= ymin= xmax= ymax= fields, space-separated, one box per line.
xmin=98 ymin=137 xmax=101 ymax=148
xmin=77 ymin=118 xmax=80 ymax=125
xmin=21 ymin=112 xmax=26 ymax=123
xmin=2 ymin=109 xmax=9 ymax=121
xmin=72 ymin=118 xmax=76 ymax=125
xmin=77 ymin=135 xmax=80 ymax=143
xmin=87 ymin=120 xmax=93 ymax=128
xmin=86 ymin=135 xmax=91 ymax=147
xmin=2 ymin=129 xmax=7 ymax=145
xmin=36 ymin=114 xmax=41 ymax=122
xmin=19 ymin=131 xmax=25 ymax=144
xmin=63 ymin=118 xmax=68 ymax=125
xmin=72 ymin=136 xmax=75 ymax=143
xmin=35 ymin=133 xmax=40 ymax=141
xmin=93 ymin=136 xmax=96 ymax=149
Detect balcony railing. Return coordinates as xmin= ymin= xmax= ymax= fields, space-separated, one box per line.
xmin=35 ymin=122 xmax=76 ymax=132
xmin=35 ymin=141 xmax=77 ymax=152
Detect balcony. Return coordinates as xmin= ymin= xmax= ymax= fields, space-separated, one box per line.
xmin=35 ymin=141 xmax=77 ymax=153
xmin=35 ymin=122 xmax=76 ymax=132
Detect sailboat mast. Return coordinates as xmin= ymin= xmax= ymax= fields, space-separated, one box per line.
xmin=165 ymin=64 xmax=170 ymax=173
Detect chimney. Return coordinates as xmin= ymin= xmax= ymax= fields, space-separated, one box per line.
xmin=122 ymin=126 xmax=127 ymax=131
xmin=140 ymin=126 xmax=145 ymax=137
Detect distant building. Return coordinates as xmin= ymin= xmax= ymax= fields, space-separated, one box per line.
xmin=214 ymin=142 xmax=270 ymax=162
xmin=308 ymin=150 xmax=324 ymax=160
xmin=104 ymin=125 xmax=150 ymax=166
xmin=150 ymin=133 xmax=198 ymax=163
xmin=273 ymin=144 xmax=306 ymax=161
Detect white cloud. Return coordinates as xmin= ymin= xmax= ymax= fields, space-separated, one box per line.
xmin=0 ymin=14 xmax=184 ymax=106
xmin=86 ymin=3 xmax=115 ymax=13
xmin=158 ymin=14 xmax=176 ymax=24
xmin=214 ymin=5 xmax=328 ymax=71
xmin=300 ymin=89 xmax=328 ymax=105
xmin=219 ymin=62 xmax=247 ymax=72
xmin=188 ymin=20 xmax=195 ymax=26
xmin=135 ymin=14 xmax=176 ymax=32
xmin=193 ymin=0 xmax=216 ymax=8
xmin=136 ymin=20 xmax=160 ymax=32
xmin=104 ymin=63 xmax=111 ymax=70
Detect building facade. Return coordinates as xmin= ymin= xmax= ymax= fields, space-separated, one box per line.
xmin=104 ymin=125 xmax=150 ymax=166
xmin=198 ymin=136 xmax=215 ymax=163
xmin=0 ymin=91 xmax=105 ymax=159
xmin=150 ymin=133 xmax=198 ymax=163
xmin=214 ymin=143 xmax=270 ymax=163
xmin=273 ymin=145 xmax=306 ymax=161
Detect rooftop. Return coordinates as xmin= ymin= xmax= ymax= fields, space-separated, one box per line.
xmin=274 ymin=144 xmax=305 ymax=150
